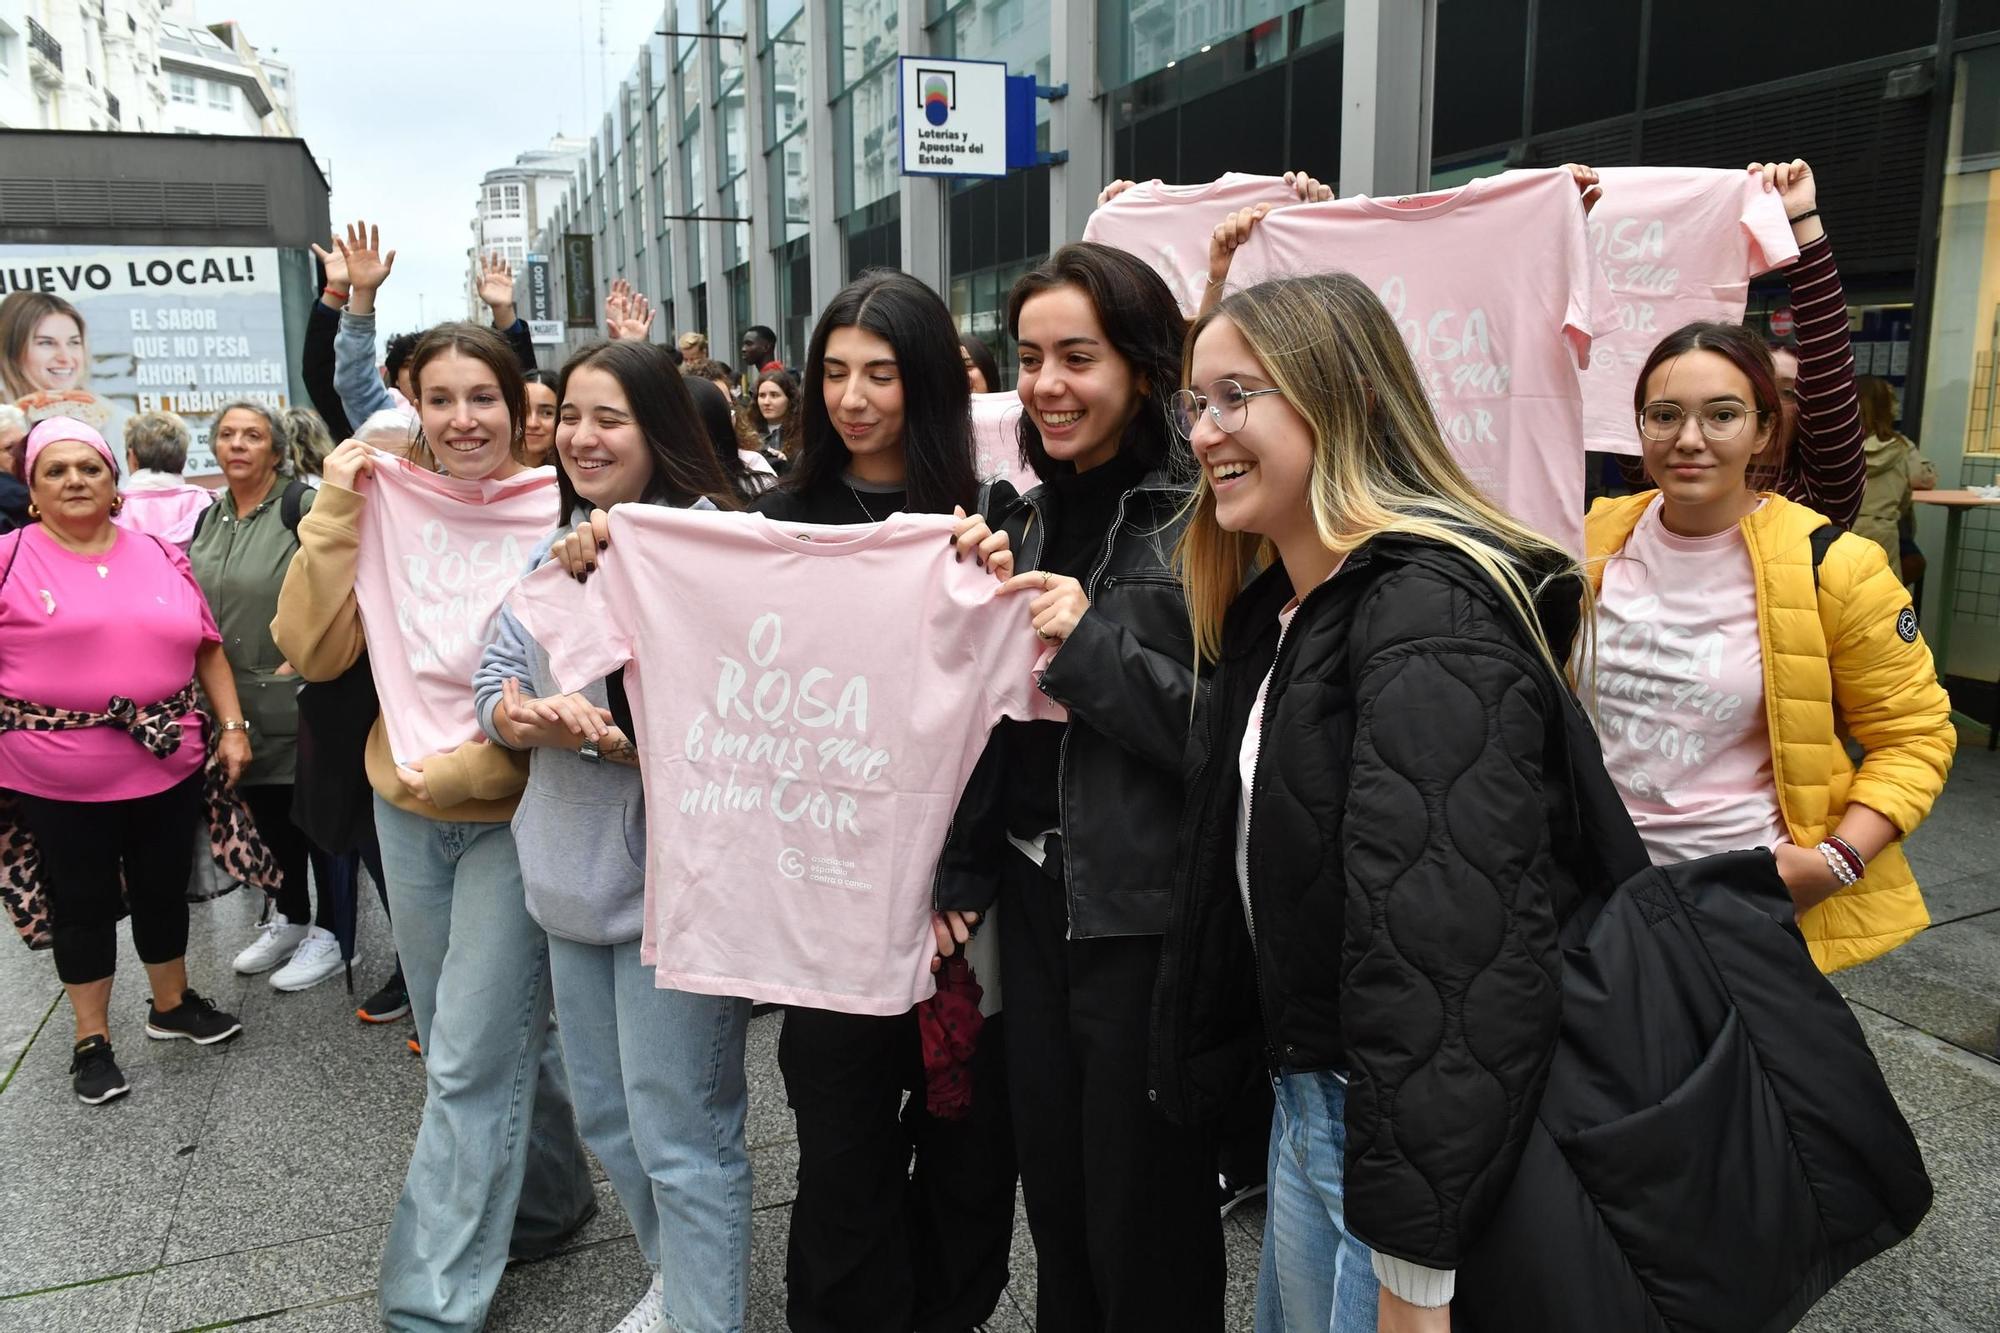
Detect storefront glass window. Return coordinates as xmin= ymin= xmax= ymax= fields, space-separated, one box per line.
xmin=1915 ymin=46 xmax=2000 ymax=683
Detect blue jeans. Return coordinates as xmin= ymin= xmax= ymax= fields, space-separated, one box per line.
xmin=548 ymin=934 xmax=753 ymax=1333
xmin=372 ymin=796 xmax=597 ymax=1332
xmin=1256 ymin=1071 xmax=1380 ymax=1333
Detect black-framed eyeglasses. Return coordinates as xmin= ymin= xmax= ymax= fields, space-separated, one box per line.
xmin=1170 ymin=380 xmax=1285 ymax=441
xmin=1636 ymin=401 xmax=1768 ymax=443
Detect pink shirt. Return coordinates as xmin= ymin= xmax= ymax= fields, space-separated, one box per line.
xmin=0 ymin=525 xmax=220 ymax=800
xmin=349 ymin=453 xmax=558 ymax=764
xmin=1082 ymin=173 xmax=1311 ymax=315
xmin=1582 ymin=168 xmax=1799 ymax=456
xmin=510 ymin=506 xmax=1061 ymax=1016
xmin=970 ymin=390 xmax=1038 ymax=494
xmin=115 ymin=475 xmax=218 ymax=546
xmin=1593 ymin=498 xmax=1788 ymax=864
xmin=1226 ymin=168 xmax=1611 ymax=554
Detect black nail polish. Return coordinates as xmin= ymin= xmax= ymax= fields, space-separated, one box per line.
xmin=598 ymin=541 xmax=608 ymax=552
xmin=955 ymin=553 xmax=963 ymax=563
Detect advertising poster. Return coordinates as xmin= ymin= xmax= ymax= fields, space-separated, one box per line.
xmin=0 ymin=245 xmax=289 ymax=476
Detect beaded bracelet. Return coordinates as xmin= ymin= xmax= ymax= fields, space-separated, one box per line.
xmin=1825 ymin=833 xmax=1866 ymax=879
xmin=1815 ymin=841 xmax=1858 ymax=888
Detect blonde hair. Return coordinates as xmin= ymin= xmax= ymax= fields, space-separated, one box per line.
xmin=1175 ymin=273 xmax=1584 ymax=678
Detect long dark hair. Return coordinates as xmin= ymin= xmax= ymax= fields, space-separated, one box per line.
xmin=554 ymin=340 xmax=740 ymax=520
xmin=787 ymin=270 xmax=975 ymax=515
xmin=1633 ymin=321 xmax=1786 ymax=490
xmin=744 ymin=369 xmax=800 ymax=459
xmin=1007 ymin=243 xmax=1188 ymax=485
xmin=406 ymin=322 xmax=528 ymax=468
xmin=682 ymin=372 xmax=763 ymax=501
xmin=959 ymin=333 xmax=1000 ymax=393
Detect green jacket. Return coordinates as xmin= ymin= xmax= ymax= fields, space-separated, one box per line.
xmin=189 ymin=477 xmax=316 ymax=787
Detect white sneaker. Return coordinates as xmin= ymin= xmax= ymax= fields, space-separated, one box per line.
xmin=606 ymin=1273 xmax=665 ymax=1333
xmin=233 ymin=915 xmax=307 ymax=974
xmin=270 ymin=926 xmax=345 ymax=992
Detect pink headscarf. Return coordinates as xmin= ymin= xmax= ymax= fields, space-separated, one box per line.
xmin=23 ymin=416 xmax=118 ymax=478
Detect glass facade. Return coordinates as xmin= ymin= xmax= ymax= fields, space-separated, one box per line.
xmin=1915 ymin=43 xmax=2000 ymax=695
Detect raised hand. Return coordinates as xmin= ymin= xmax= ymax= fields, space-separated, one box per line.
xmin=1282 ymin=169 xmax=1334 ymax=203
xmin=336 ymin=220 xmax=396 ymax=293
xmin=1748 ymin=159 xmax=1822 ymax=242
xmin=478 ymin=253 xmax=517 ymax=317
xmin=310 ymin=238 xmax=350 ymax=300
xmin=605 ymin=279 xmax=655 ymax=341
xmin=1095 ymin=179 xmax=1138 ymax=208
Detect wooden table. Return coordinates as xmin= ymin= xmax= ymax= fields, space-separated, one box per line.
xmin=1912 ymin=490 xmax=2000 ymax=689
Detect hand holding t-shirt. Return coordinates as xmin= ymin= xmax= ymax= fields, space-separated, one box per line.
xmin=1082 ymin=172 xmax=1317 ymax=316
xmin=347 ymin=451 xmax=557 ymax=764
xmin=1582 ymin=167 xmax=1799 ymax=455
xmin=510 ymin=506 xmax=1063 ymax=1016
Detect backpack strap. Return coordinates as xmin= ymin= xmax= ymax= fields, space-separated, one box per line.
xmin=0 ymin=530 xmax=22 ymax=596
xmin=190 ymin=496 xmax=215 ymax=544
xmin=280 ymin=479 xmax=310 ymax=533
xmin=1808 ymin=523 xmax=1839 ymax=593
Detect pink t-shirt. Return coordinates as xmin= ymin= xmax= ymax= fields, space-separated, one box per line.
xmin=0 ymin=525 xmax=220 ymax=800
xmin=510 ymin=505 xmax=1062 ymax=1016
xmin=1582 ymin=168 xmax=1799 ymax=456
xmin=1226 ymin=168 xmax=1611 ymax=554
xmin=970 ymin=390 xmax=1038 ymax=494
xmin=1082 ymin=172 xmax=1311 ymax=315
xmin=349 ymin=452 xmax=558 ymax=764
xmin=1593 ymin=498 xmax=1788 ymax=864
xmin=115 ymin=481 xmax=217 ymax=546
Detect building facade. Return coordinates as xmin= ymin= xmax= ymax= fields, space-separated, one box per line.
xmin=0 ymin=0 xmax=295 ymax=137
xmin=465 ymin=137 xmax=588 ymax=320
xmin=539 ymin=0 xmax=2000 ymax=710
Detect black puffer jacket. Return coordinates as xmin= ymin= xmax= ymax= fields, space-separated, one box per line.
xmin=935 ymin=469 xmax=1197 ymax=938
xmin=1151 ymin=534 xmax=1588 ymax=1272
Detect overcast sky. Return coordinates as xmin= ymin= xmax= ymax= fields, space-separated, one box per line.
xmin=199 ymin=0 xmax=667 ymax=340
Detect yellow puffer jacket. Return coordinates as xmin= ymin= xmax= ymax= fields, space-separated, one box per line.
xmin=1586 ymin=492 xmax=1957 ymax=972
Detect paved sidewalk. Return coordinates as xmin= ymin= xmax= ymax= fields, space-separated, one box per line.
xmin=1 ymin=734 xmax=1995 ymax=1332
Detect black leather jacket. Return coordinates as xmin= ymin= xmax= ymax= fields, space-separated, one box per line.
xmin=935 ymin=468 xmax=1199 ymax=938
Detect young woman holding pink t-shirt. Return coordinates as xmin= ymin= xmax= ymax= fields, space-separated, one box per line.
xmin=1586 ymin=322 xmax=1953 ymax=972
xmin=271 ymin=321 xmax=596 ymax=1331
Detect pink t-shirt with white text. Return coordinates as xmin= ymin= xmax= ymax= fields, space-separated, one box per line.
xmin=510 ymin=506 xmax=1061 ymax=1016
xmin=1592 ymin=497 xmax=1788 ymax=864
xmin=349 ymin=452 xmax=557 ymax=764
xmin=1082 ymin=172 xmax=1311 ymax=315
xmin=1226 ymin=169 xmax=1610 ymax=554
xmin=0 ymin=526 xmax=219 ymax=800
xmin=1582 ymin=168 xmax=1799 ymax=456
xmin=970 ymin=390 xmax=1038 ymax=494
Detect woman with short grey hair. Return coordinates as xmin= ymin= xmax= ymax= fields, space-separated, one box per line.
xmin=116 ymin=410 xmax=216 ymax=545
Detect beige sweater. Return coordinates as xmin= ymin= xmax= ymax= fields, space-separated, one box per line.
xmin=269 ymin=483 xmax=526 ymax=822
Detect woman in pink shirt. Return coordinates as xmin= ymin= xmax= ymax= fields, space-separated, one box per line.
xmin=115 ymin=410 xmax=216 ymax=546
xmin=0 ymin=416 xmax=253 ymax=1106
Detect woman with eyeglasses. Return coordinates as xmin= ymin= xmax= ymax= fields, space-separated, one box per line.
xmin=1586 ymin=321 xmax=1953 ymax=975
xmin=943 ymin=242 xmax=1224 ymax=1331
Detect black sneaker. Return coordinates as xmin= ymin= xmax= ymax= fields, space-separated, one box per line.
xmin=357 ymin=975 xmax=411 ymax=1024
xmin=70 ymin=1036 xmax=130 ymax=1105
xmin=144 ymin=989 xmax=243 ymax=1045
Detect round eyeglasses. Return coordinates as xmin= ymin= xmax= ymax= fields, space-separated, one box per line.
xmin=1637 ymin=401 xmax=1766 ymax=443
xmin=1170 ymin=380 xmax=1285 ymax=441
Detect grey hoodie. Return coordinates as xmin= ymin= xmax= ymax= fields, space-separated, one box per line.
xmin=475 ymin=518 xmax=648 ymax=944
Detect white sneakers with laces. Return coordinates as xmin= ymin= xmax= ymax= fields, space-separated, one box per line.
xmin=607 ymin=1273 xmax=665 ymax=1333
xmin=232 ymin=915 xmax=307 ymax=975
xmin=270 ymin=925 xmax=345 ymax=992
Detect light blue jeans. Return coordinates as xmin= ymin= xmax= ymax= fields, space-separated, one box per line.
xmin=548 ymin=934 xmax=753 ymax=1333
xmin=372 ymin=796 xmax=597 ymax=1332
xmin=1256 ymin=1071 xmax=1381 ymax=1333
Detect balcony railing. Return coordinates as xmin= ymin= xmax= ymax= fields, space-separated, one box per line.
xmin=27 ymin=16 xmax=63 ymax=70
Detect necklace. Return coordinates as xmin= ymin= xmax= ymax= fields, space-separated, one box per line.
xmin=845 ymin=484 xmax=881 ymax=523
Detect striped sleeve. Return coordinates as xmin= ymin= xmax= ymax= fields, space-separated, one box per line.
xmin=1778 ymin=235 xmax=1865 ymax=528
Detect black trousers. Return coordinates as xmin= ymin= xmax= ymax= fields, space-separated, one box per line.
xmin=1000 ymin=851 xmax=1225 ymax=1333
xmin=240 ymin=782 xmax=331 ymax=929
xmin=778 ymin=1002 xmax=1016 ymax=1333
xmin=16 ymin=771 xmax=203 ymax=985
